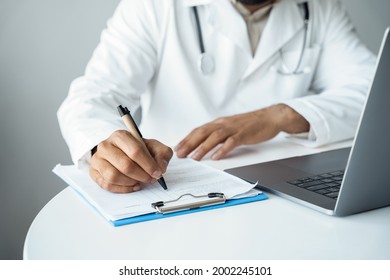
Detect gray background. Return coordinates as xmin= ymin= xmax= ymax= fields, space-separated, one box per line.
xmin=0 ymin=0 xmax=389 ymax=260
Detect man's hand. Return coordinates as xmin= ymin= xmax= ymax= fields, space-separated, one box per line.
xmin=175 ymin=104 xmax=310 ymax=161
xmin=90 ymin=130 xmax=173 ymax=193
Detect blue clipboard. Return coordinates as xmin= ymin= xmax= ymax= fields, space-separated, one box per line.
xmin=110 ymin=192 xmax=268 ymax=227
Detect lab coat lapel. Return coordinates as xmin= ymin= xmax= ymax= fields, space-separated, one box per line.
xmin=184 ymin=0 xmax=252 ymax=56
xmin=206 ymin=0 xmax=252 ymax=59
xmin=242 ymin=0 xmax=305 ymax=79
xmin=183 ymin=0 xmax=212 ymax=5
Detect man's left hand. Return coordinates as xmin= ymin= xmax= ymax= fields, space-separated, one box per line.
xmin=174 ymin=104 xmax=310 ymax=161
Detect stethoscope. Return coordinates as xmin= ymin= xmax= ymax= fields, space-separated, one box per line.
xmin=277 ymin=2 xmax=310 ymax=75
xmin=192 ymin=6 xmax=215 ymax=75
xmin=192 ymin=2 xmax=310 ymax=76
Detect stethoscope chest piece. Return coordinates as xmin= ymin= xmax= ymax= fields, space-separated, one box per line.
xmin=199 ymin=53 xmax=215 ymax=75
xmin=193 ymin=6 xmax=215 ymax=75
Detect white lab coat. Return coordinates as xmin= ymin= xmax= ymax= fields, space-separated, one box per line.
xmin=58 ymin=0 xmax=376 ymax=166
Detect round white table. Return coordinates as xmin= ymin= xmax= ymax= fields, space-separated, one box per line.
xmin=24 ymin=138 xmax=390 ymax=259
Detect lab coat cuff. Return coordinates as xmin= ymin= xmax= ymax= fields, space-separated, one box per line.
xmin=69 ymin=125 xmax=125 ymax=169
xmin=70 ymin=139 xmax=99 ymax=170
xmin=281 ymin=99 xmax=330 ymax=147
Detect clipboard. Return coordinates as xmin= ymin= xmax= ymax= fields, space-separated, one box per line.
xmin=111 ymin=191 xmax=268 ymax=227
xmin=53 ymin=158 xmax=269 ymax=227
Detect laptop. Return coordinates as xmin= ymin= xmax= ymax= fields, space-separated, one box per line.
xmin=225 ymin=27 xmax=390 ymax=216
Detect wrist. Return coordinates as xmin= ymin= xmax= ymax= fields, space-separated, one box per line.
xmin=254 ymin=104 xmax=309 ymax=134
xmin=274 ymin=104 xmax=310 ymax=134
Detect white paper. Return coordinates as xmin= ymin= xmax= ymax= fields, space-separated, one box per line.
xmin=53 ymin=156 xmax=259 ymax=221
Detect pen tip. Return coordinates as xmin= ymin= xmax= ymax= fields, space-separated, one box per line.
xmin=158 ymin=177 xmax=168 ymax=191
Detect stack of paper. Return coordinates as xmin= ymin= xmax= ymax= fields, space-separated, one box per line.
xmin=53 ymin=156 xmax=267 ymax=226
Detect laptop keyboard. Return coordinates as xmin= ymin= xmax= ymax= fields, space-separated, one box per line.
xmin=287 ymin=170 xmax=345 ymax=200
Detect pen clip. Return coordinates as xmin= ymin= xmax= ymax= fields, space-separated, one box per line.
xmin=117 ymin=105 xmax=143 ymax=138
xmin=125 ymin=106 xmax=143 ymax=138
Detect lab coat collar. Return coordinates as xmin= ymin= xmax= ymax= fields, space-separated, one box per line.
xmin=242 ymin=0 xmax=306 ymax=78
xmin=185 ymin=0 xmax=307 ymax=78
xmin=183 ymin=0 xmax=252 ymax=59
xmin=184 ymin=0 xmax=250 ymax=54
xmin=183 ymin=0 xmax=308 ymax=6
xmin=183 ymin=0 xmax=213 ymax=7
xmin=207 ymin=0 xmax=253 ymax=59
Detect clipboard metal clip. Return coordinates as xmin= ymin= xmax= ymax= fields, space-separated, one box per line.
xmin=151 ymin=192 xmax=226 ymax=214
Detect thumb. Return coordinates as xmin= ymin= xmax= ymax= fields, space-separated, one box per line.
xmin=144 ymin=139 xmax=173 ymax=173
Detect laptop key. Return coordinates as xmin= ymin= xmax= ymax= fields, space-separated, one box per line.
xmin=295 ymin=180 xmax=324 ymax=188
xmin=320 ymin=173 xmax=333 ymax=178
xmin=325 ymin=182 xmax=340 ymax=188
xmin=321 ymin=178 xmax=334 ymax=183
xmin=287 ymin=180 xmax=302 ymax=185
xmin=325 ymin=191 xmax=339 ymax=199
xmin=315 ymin=188 xmax=332 ymax=195
xmin=300 ymin=178 xmax=313 ymax=183
xmin=306 ymin=184 xmax=329 ymax=191
xmin=330 ymin=171 xmax=344 ymax=176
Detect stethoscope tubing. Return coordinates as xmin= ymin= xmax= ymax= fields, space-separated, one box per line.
xmin=278 ymin=2 xmax=310 ymax=75
xmin=192 ymin=6 xmax=205 ymax=54
xmin=193 ymin=2 xmax=310 ymax=76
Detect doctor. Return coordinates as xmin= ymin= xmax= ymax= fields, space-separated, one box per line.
xmin=58 ymin=0 xmax=375 ymax=193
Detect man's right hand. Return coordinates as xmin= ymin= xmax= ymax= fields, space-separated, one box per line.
xmin=89 ymin=130 xmax=173 ymax=193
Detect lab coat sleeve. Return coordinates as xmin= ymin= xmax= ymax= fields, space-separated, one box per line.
xmin=57 ymin=0 xmax=164 ymax=166
xmin=283 ymin=0 xmax=376 ymax=147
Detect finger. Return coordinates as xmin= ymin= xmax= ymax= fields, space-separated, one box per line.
xmin=145 ymin=139 xmax=173 ymax=173
xmin=175 ymin=125 xmax=215 ymax=158
xmin=97 ymin=140 xmax=152 ymax=184
xmin=191 ymin=128 xmax=231 ymax=160
xmin=211 ymin=135 xmax=241 ymax=160
xmin=90 ymin=155 xmax=140 ymax=186
xmin=89 ymin=167 xmax=142 ymax=194
xmin=111 ymin=131 xmax=162 ymax=179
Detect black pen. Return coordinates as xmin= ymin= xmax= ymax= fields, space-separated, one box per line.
xmin=117 ymin=105 xmax=168 ymax=191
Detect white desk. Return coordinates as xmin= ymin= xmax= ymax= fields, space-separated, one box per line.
xmin=24 ymin=137 xmax=390 ymax=259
